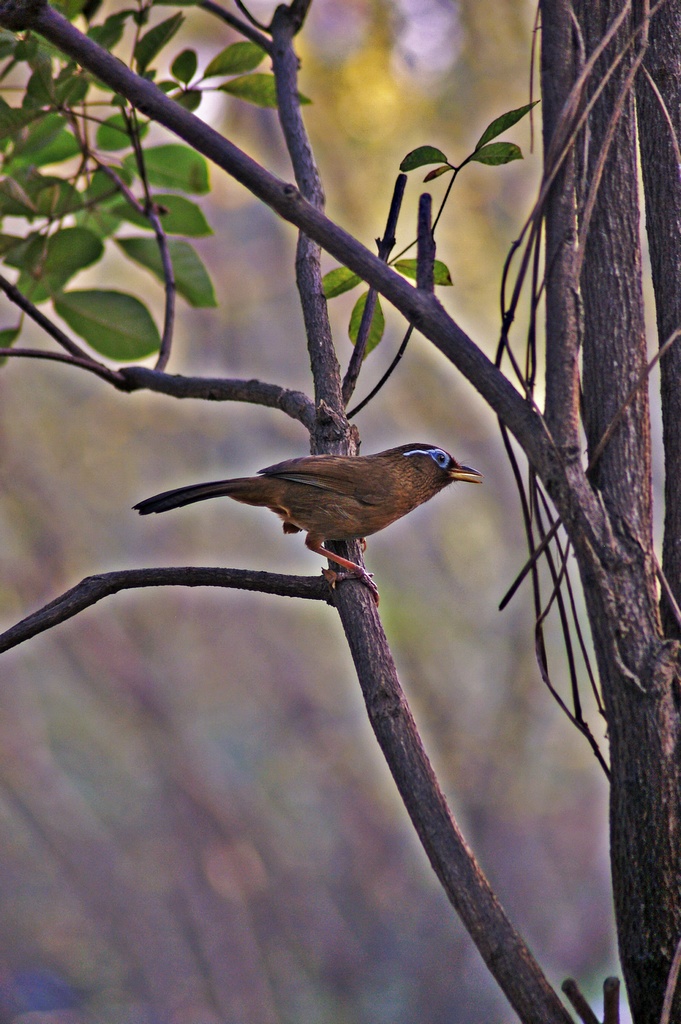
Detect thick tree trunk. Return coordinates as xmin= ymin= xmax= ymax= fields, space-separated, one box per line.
xmin=634 ymin=0 xmax=681 ymax=639
xmin=541 ymin=2 xmax=681 ymax=1020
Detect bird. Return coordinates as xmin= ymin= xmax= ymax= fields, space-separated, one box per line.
xmin=133 ymin=443 xmax=482 ymax=603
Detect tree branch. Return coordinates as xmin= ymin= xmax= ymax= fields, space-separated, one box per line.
xmin=329 ymin=573 xmax=573 ymax=1024
xmin=119 ymin=365 xmax=316 ymax=426
xmin=198 ymin=0 xmax=273 ymax=52
xmin=342 ymin=173 xmax=406 ymax=405
xmin=0 ymin=567 xmax=331 ymax=654
xmin=13 ymin=2 xmax=547 ymax=471
xmin=0 ymin=271 xmax=116 ymax=365
xmin=270 ymin=3 xmax=345 ymax=451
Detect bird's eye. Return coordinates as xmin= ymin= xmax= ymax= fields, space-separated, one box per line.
xmin=429 ymin=448 xmax=450 ymax=469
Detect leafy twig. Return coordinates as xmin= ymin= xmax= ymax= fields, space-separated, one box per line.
xmin=0 ymin=271 xmax=107 ymax=364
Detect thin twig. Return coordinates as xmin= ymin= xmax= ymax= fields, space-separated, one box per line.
xmin=640 ymin=63 xmax=681 ymax=170
xmin=198 ymin=0 xmax=272 ymax=50
xmin=97 ymin=159 xmax=176 ymax=371
xmin=588 ymin=327 xmax=681 ymax=474
xmin=660 ymin=933 xmax=681 ymax=1024
xmin=342 ymin=173 xmax=407 ymax=404
xmin=0 ymin=568 xmax=331 ymax=654
xmin=655 ymin=551 xmax=681 ymax=635
xmin=0 ymin=272 xmax=103 ymax=363
xmin=603 ymin=977 xmax=620 ymax=1024
xmin=146 ymin=203 xmax=176 ymax=372
xmin=561 ymin=978 xmax=600 ymax=1024
xmin=234 ymin=0 xmax=268 ymax=32
xmin=574 ymin=12 xmax=650 ymax=279
xmin=0 ymin=347 xmax=126 ymax=385
xmin=416 ymin=193 xmax=434 ymax=293
xmin=346 ymin=324 xmax=414 ymax=419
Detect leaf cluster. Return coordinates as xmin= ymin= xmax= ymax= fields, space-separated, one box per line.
xmin=0 ymin=4 xmax=306 ymax=361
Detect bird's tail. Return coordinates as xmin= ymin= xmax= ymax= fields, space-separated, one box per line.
xmin=134 ymin=477 xmax=263 ymax=515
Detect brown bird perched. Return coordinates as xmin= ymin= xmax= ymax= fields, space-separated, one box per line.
xmin=134 ymin=443 xmax=482 ymax=603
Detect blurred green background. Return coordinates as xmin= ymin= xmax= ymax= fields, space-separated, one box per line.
xmin=0 ymin=0 xmax=616 ymax=1021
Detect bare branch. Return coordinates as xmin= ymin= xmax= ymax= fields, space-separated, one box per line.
xmin=0 ymin=567 xmax=331 ymax=654
xmin=331 ymin=572 xmax=574 ymax=1024
xmin=198 ymin=0 xmax=272 ymax=49
xmin=346 ymin=324 xmax=414 ymax=419
xmin=661 ymin=935 xmax=681 ymax=1024
xmin=587 ymin=327 xmax=681 ymax=475
xmin=342 ymin=173 xmax=406 ymax=405
xmin=146 ymin=203 xmax=176 ymax=372
xmin=603 ymin=976 xmax=620 ymax=1024
xmin=561 ymin=978 xmax=600 ymax=1024
xmin=118 ymin=366 xmax=316 ymax=427
xmin=416 ymin=193 xmax=435 ymax=293
xmin=0 ymin=346 xmax=127 ymax=385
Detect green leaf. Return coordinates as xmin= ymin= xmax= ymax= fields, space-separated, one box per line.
xmin=349 ymin=292 xmax=384 ymax=356
xmin=0 ymin=177 xmax=38 ymax=217
xmin=55 ymin=289 xmax=161 ymax=359
xmin=22 ymin=64 xmax=54 ymax=108
xmin=87 ymin=11 xmax=130 ymax=48
xmin=0 ymin=326 xmax=20 ymax=347
xmin=124 ymin=144 xmax=209 ymax=193
xmin=393 ymin=258 xmax=453 ymax=286
xmin=219 ymin=73 xmax=310 ymax=108
xmin=35 ymin=179 xmax=82 ymax=216
xmin=423 ymin=164 xmax=452 ymax=182
xmin=54 ymin=71 xmax=89 ymax=105
xmin=8 ymin=227 xmax=103 ymax=303
xmin=13 ymin=36 xmax=39 ymax=63
xmin=96 ymin=113 xmax=149 ymax=152
xmin=174 ymin=89 xmax=202 ymax=111
xmin=171 ymin=48 xmax=197 ymax=83
xmin=218 ymin=73 xmax=278 ymax=108
xmin=0 ymin=234 xmax=25 ymax=256
xmin=134 ymin=13 xmax=184 ymax=73
xmin=116 ymin=237 xmax=216 ymax=307
xmin=0 ymin=97 xmax=37 ymax=141
xmin=52 ymin=0 xmax=89 ymax=21
xmin=110 ymin=194 xmax=212 ymax=236
xmin=322 ymin=266 xmax=362 ymax=298
xmin=10 ymin=115 xmax=80 ymax=168
xmin=0 ymin=29 xmax=17 ymax=59
xmin=475 ymin=101 xmax=538 ymax=151
xmin=204 ymin=41 xmax=266 ymax=77
xmin=400 ymin=145 xmax=449 ymax=172
xmin=469 ymin=141 xmax=523 ymax=166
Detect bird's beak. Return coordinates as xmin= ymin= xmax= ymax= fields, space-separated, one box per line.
xmin=450 ymin=464 xmax=483 ymax=484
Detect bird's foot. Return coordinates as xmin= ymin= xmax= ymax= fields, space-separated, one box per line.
xmin=322 ymin=567 xmax=380 ymax=606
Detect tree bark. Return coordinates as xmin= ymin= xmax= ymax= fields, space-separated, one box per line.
xmin=542 ymin=2 xmax=681 ymax=1020
xmin=634 ymin=0 xmax=681 ymax=638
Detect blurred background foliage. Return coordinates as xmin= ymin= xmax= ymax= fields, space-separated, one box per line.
xmin=0 ymin=0 xmax=616 ymax=1021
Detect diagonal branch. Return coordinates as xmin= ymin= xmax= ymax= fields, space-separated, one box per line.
xmin=0 ymin=567 xmax=331 ymax=654
xmin=13 ymin=1 xmax=548 ymax=472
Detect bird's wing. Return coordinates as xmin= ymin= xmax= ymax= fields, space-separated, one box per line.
xmin=258 ymin=456 xmax=384 ymax=504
